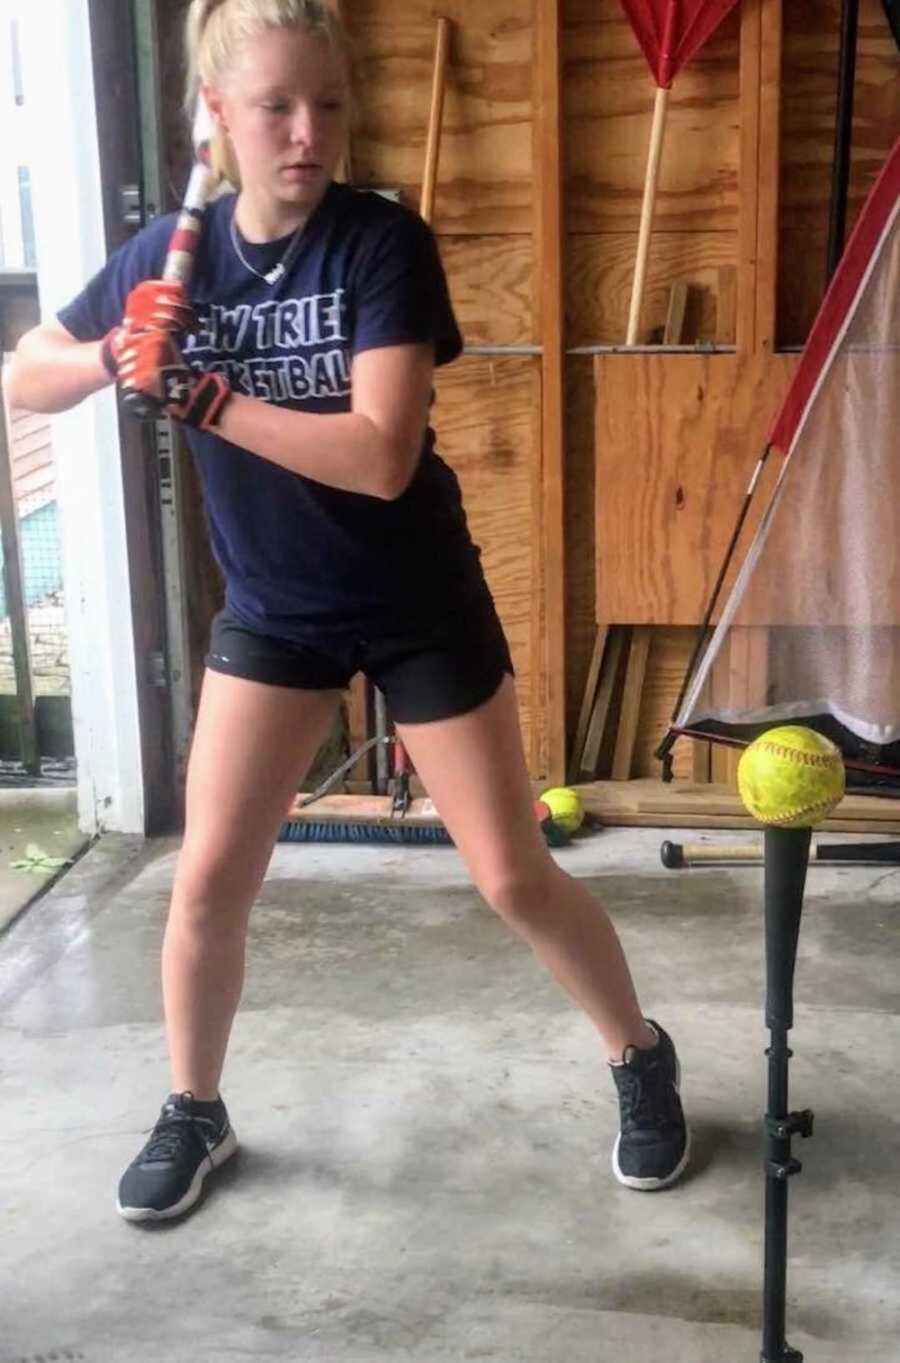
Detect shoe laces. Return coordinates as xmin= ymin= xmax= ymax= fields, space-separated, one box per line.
xmin=143 ymin=1094 xmax=220 ymax=1163
xmin=616 ymin=1056 xmax=676 ymax=1132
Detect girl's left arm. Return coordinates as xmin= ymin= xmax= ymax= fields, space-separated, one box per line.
xmin=216 ymin=341 xmax=435 ymax=500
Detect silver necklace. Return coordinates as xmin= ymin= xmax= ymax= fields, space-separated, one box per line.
xmin=229 ymin=208 xmax=306 ymax=286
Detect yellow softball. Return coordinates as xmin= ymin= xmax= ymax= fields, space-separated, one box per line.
xmin=539 ymin=786 xmax=585 ymax=836
xmin=737 ymin=726 xmax=845 ymax=828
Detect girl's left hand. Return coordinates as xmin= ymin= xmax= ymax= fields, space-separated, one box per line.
xmin=112 ymin=328 xmax=231 ymax=431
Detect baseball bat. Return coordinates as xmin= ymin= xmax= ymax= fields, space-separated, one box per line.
xmin=122 ymin=93 xmax=215 ymax=419
xmin=660 ymin=839 xmax=900 ymax=869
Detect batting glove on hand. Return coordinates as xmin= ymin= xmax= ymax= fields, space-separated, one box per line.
xmin=122 ymin=279 xmax=197 ymax=335
xmin=114 ymin=328 xmax=231 ymax=431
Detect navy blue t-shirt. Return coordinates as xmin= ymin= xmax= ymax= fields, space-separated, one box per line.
xmin=58 ymin=184 xmax=483 ymax=639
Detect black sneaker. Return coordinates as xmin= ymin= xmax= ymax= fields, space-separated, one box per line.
xmin=610 ymin=1020 xmax=690 ymax=1190
xmin=117 ymin=1092 xmax=237 ymax=1223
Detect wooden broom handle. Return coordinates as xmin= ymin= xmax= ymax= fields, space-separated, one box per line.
xmin=626 ymin=84 xmax=669 ymax=345
xmin=420 ymin=17 xmax=452 ymax=223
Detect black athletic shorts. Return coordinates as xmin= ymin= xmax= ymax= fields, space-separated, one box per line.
xmin=205 ymin=584 xmax=514 ymax=724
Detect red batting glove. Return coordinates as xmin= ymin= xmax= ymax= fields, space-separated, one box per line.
xmin=122 ymin=279 xmax=197 ymax=335
xmin=115 ymin=328 xmax=231 ymax=431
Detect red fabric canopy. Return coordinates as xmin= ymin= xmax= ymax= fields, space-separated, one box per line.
xmin=619 ymin=0 xmax=742 ymax=88
xmin=768 ymin=135 xmax=900 ymax=454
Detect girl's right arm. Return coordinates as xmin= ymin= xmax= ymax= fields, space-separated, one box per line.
xmin=7 ymin=319 xmax=113 ymax=415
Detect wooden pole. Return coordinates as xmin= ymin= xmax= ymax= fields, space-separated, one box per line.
xmin=420 ymin=17 xmax=451 ymax=223
xmin=625 ymin=84 xmax=670 ymax=346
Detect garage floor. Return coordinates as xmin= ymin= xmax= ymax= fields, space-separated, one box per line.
xmin=1 ymin=827 xmax=897 ymax=1362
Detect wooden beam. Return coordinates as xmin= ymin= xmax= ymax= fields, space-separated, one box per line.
xmin=663 ymin=281 xmax=690 ymax=346
xmin=580 ymin=628 xmax=625 ymax=779
xmin=0 ymin=365 xmax=40 ymax=774
xmin=534 ymin=0 xmax=566 ymax=782
xmin=737 ymin=0 xmax=763 ymax=356
xmin=611 ymin=626 xmax=652 ymax=780
xmin=756 ymin=0 xmax=783 ymax=354
xmin=737 ymin=0 xmax=783 ymax=357
xmin=568 ymin=624 xmax=608 ymax=782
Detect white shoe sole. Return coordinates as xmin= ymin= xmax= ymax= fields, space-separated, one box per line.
xmin=612 ymin=1124 xmax=692 ymax=1191
xmin=117 ymin=1126 xmax=238 ymax=1223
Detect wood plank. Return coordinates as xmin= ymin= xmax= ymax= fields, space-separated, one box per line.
xmin=612 ymin=625 xmax=652 ymax=780
xmin=692 ymin=740 xmax=712 ymax=783
xmin=709 ymin=638 xmax=736 ymax=786
xmin=567 ymin=233 xmax=733 ymax=346
xmin=716 ymin=265 xmax=738 ymax=345
xmin=631 ymin=627 xmax=697 ymax=781
xmin=346 ymin=675 xmax=372 ymax=787
xmin=578 ymin=779 xmax=900 ymax=833
xmin=287 ymin=793 xmax=443 ymax=825
xmin=568 ymin=624 xmax=608 ymax=782
xmin=563 ymin=357 xmax=597 ymax=745
xmin=663 ymin=282 xmax=690 ymax=347
xmin=737 ymin=0 xmax=762 ymax=355
xmin=637 ymin=786 xmax=900 ymax=824
xmin=534 ymin=0 xmax=566 ymax=783
xmin=724 ymin=625 xmax=770 ymax=783
xmin=755 ymin=0 xmax=782 ymax=355
xmin=440 ymin=236 xmax=533 ymax=347
xmin=434 ymin=357 xmax=542 ymax=769
xmin=580 ymin=626 xmax=624 ymax=778
xmin=590 ymin=811 xmax=900 ymax=834
xmin=594 ymin=351 xmax=796 ymax=625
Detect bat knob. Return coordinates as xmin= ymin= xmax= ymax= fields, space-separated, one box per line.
xmin=659 ymin=840 xmax=685 ymax=870
xmin=121 ymin=387 xmax=163 ymax=421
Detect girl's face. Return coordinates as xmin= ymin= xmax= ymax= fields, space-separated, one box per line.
xmin=207 ymin=26 xmax=350 ymax=224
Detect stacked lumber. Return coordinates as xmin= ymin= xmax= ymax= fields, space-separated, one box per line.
xmin=579 ymin=780 xmax=900 ymax=834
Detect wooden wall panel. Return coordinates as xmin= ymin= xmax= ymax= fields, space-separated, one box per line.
xmin=347 ymin=0 xmax=535 ymax=234
xmin=151 ymin=1 xmax=899 ymax=787
xmin=563 ymin=0 xmax=742 ymax=234
xmin=778 ymin=0 xmax=900 ymax=344
xmin=566 ymin=232 xmax=736 ymax=344
xmin=633 ymin=628 xmax=697 ymax=780
xmin=595 ymin=352 xmax=797 ymax=625
xmin=441 ymin=236 xmax=533 ymax=344
xmin=563 ymin=357 xmax=596 ymax=746
xmin=433 ymin=356 xmax=545 ymax=768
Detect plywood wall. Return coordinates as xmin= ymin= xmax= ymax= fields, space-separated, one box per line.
xmin=560 ymin=0 xmax=898 ymax=777
xmin=158 ymin=0 xmax=899 ymax=784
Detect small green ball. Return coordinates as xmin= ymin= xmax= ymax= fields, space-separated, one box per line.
xmin=539 ymin=787 xmax=585 ymax=836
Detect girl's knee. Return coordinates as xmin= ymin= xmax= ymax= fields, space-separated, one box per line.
xmin=171 ymin=845 xmax=259 ymax=930
xmin=477 ymin=855 xmax=560 ymax=930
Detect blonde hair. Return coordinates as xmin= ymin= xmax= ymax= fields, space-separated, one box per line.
xmin=185 ymin=0 xmax=351 ymax=188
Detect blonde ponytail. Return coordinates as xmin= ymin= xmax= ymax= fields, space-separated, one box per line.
xmin=184 ymin=0 xmax=351 ymax=190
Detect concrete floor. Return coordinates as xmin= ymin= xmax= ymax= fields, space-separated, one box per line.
xmin=1 ymin=826 xmax=898 ymax=1363
xmin=0 ymin=787 xmax=84 ymax=932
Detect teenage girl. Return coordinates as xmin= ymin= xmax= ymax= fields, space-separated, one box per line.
xmin=9 ymin=0 xmax=689 ymax=1222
